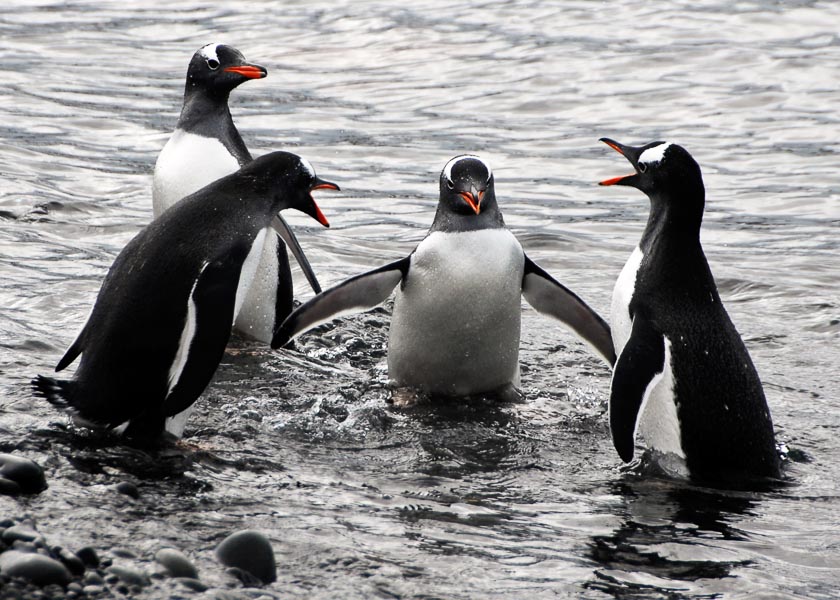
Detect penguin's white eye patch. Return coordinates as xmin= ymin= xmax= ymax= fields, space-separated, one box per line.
xmin=441 ymin=154 xmax=492 ymax=187
xmin=206 ymin=59 xmax=220 ymax=70
xmin=638 ymin=142 xmax=670 ymax=167
xmin=199 ymin=42 xmax=222 ymax=65
xmin=299 ymin=157 xmax=316 ymax=179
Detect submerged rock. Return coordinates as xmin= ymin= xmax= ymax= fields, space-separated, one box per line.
xmin=155 ymin=547 xmax=198 ymax=579
xmin=0 ymin=550 xmax=71 ymax=586
xmin=115 ymin=481 xmax=140 ymax=499
xmin=0 ymin=453 xmax=47 ymax=495
xmin=215 ymin=529 xmax=277 ymax=584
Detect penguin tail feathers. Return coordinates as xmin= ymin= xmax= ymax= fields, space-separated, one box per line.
xmin=31 ymin=375 xmax=77 ymax=411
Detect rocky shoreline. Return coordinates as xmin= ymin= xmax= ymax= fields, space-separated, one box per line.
xmin=1 ymin=453 xmax=280 ymax=599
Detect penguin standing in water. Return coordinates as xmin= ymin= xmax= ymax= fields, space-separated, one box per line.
xmin=153 ymin=42 xmax=321 ymax=343
xmin=34 ymin=152 xmax=339 ymax=440
xmin=599 ymin=138 xmax=781 ymax=483
xmin=273 ymin=155 xmax=615 ymax=397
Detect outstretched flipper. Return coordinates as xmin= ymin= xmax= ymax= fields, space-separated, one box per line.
xmin=521 ymin=255 xmax=616 ymax=366
xmin=609 ymin=315 xmax=666 ymax=462
xmin=272 ymin=257 xmax=410 ymax=349
xmin=272 ymin=215 xmax=321 ymax=295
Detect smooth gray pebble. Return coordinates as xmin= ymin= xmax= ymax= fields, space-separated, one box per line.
xmin=0 ymin=550 xmax=71 ymax=586
xmin=155 ymin=547 xmax=198 ymax=579
xmin=215 ymin=530 xmax=277 ymax=584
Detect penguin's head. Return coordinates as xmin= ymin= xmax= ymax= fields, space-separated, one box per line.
xmin=186 ymin=43 xmax=267 ymax=98
xmin=439 ymin=155 xmax=495 ymax=216
xmin=598 ymin=139 xmax=704 ymax=202
xmin=245 ymin=152 xmax=339 ymax=228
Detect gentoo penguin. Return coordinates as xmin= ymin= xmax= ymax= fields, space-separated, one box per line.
xmin=34 ymin=152 xmax=339 ymax=440
xmin=599 ymin=138 xmax=781 ymax=482
xmin=153 ymin=42 xmax=321 ymax=343
xmin=272 ymin=155 xmax=615 ymax=397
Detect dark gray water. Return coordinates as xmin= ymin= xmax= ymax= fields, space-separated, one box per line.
xmin=1 ymin=1 xmax=838 ymax=598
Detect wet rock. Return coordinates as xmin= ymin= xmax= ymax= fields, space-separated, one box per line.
xmin=0 ymin=454 xmax=47 ymax=494
xmin=215 ymin=530 xmax=277 ymax=584
xmin=213 ymin=590 xmax=252 ymax=600
xmin=83 ymin=584 xmax=105 ymax=595
xmin=83 ymin=570 xmax=104 ymax=585
xmin=155 ymin=547 xmax=198 ymax=579
xmin=226 ymin=566 xmax=265 ymax=587
xmin=106 ymin=564 xmax=150 ymax=587
xmin=0 ymin=550 xmax=71 ymax=586
xmin=2 ymin=523 xmax=43 ymax=544
xmin=175 ymin=576 xmax=208 ymax=592
xmin=76 ymin=546 xmax=100 ymax=568
xmin=0 ymin=477 xmax=20 ymax=495
xmin=54 ymin=546 xmax=86 ymax=576
xmin=11 ymin=540 xmax=39 ymax=553
xmin=67 ymin=581 xmax=83 ymax=593
xmin=115 ymin=481 xmax=140 ymax=498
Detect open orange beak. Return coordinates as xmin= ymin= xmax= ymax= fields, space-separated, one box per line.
xmin=599 ymin=138 xmax=639 ymax=187
xmin=307 ymin=180 xmax=340 ymax=228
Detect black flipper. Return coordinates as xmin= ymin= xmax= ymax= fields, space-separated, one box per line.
xmin=271 ymin=257 xmax=410 ymax=349
xmin=609 ymin=315 xmax=666 ymax=462
xmin=161 ymin=255 xmax=242 ymax=418
xmin=521 ymin=255 xmax=616 ymax=366
xmin=55 ymin=327 xmax=87 ymax=372
xmin=272 ymin=215 xmax=321 ymax=295
xmin=274 ymin=230 xmax=295 ymax=324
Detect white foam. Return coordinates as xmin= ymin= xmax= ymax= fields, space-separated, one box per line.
xmin=198 ymin=42 xmax=222 ymax=63
xmin=639 ymin=142 xmax=671 ymax=165
xmin=442 ymin=155 xmax=492 ymax=184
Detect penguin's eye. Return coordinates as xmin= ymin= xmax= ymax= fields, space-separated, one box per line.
xmin=446 ymin=179 xmax=454 ymax=190
xmin=206 ymin=59 xmax=220 ymax=70
xmin=638 ymin=162 xmax=648 ymax=174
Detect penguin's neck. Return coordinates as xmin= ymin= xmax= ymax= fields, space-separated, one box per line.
xmin=639 ymin=191 xmax=717 ymax=295
xmin=429 ymin=197 xmax=505 ymax=233
xmin=176 ymin=89 xmax=252 ymax=165
xmin=640 ymin=192 xmax=704 ymax=254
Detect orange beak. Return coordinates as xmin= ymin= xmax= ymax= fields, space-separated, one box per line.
xmin=458 ymin=188 xmax=484 ymax=215
xmin=224 ymin=65 xmax=267 ymax=79
xmin=308 ymin=180 xmax=341 ymax=228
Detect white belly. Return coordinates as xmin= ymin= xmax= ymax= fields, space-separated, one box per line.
xmin=153 ymin=130 xmax=281 ymax=343
xmin=611 ymin=245 xmax=643 ymax=355
xmin=234 ymin=228 xmax=280 ymax=342
xmin=610 ymin=247 xmax=685 ymax=461
xmin=388 ymin=229 xmax=525 ymax=395
xmin=152 ymin=129 xmax=241 ymax=217
xmin=636 ymin=337 xmax=685 ymax=459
